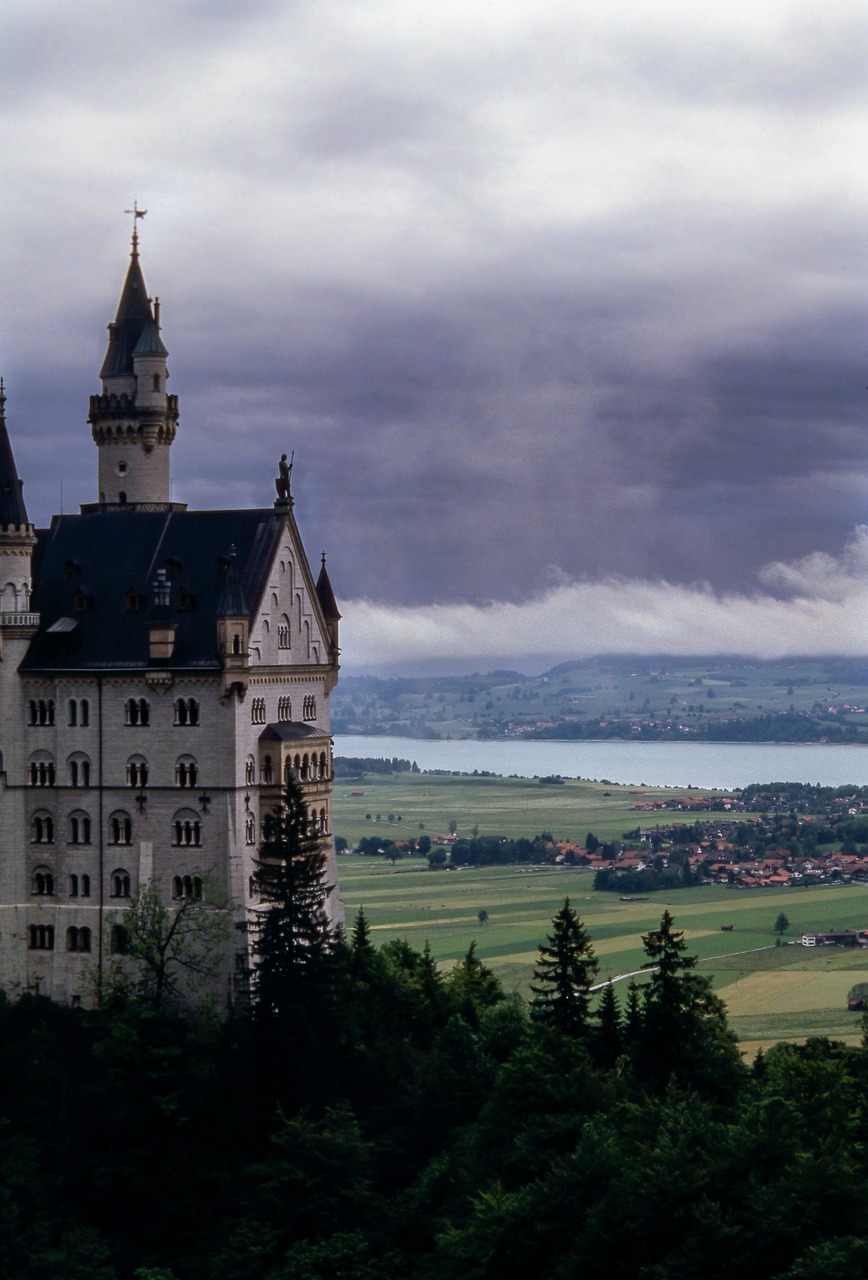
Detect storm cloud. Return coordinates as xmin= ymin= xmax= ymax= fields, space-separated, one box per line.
xmin=3 ymin=0 xmax=868 ymax=670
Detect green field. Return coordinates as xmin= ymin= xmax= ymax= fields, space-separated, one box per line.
xmin=332 ymin=770 xmax=743 ymax=846
xmin=335 ymin=856 xmax=868 ymax=1055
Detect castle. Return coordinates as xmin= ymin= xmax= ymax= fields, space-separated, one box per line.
xmin=0 ymin=223 xmax=341 ymax=1005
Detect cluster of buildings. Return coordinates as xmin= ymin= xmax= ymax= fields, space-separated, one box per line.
xmin=0 ymin=225 xmax=341 ymax=1005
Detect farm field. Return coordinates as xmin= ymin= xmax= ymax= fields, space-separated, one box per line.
xmin=331 ymin=770 xmax=744 ymax=846
xmin=335 ymin=856 xmax=868 ymax=1056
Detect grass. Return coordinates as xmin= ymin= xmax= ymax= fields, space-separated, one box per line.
xmin=335 ymin=855 xmax=868 ymax=1051
xmin=332 ymin=771 xmax=742 ymax=846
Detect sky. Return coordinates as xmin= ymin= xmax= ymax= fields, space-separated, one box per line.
xmin=3 ymin=0 xmax=868 ymax=673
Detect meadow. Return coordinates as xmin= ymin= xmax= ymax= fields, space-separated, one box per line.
xmin=336 ymin=857 xmax=868 ymax=1054
xmin=332 ymin=771 xmax=868 ymax=1054
xmin=331 ymin=768 xmax=743 ymax=846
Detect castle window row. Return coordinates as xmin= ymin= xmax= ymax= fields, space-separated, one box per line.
xmin=125 ymin=697 xmax=200 ymax=727
xmin=30 ymin=809 xmax=207 ymax=848
xmin=30 ymin=872 xmax=100 ymax=898
xmin=252 ymin=694 xmax=318 ymax=725
xmin=27 ymin=926 xmax=93 ymax=954
xmin=29 ymin=696 xmax=202 ymax=730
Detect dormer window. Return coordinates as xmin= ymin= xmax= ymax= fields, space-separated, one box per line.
xmin=153 ymin=569 xmax=171 ymax=608
xmin=72 ymin=588 xmax=91 ymax=613
xmin=124 ymin=588 xmax=141 ymax=612
xmin=176 ymin=587 xmax=197 ymax=612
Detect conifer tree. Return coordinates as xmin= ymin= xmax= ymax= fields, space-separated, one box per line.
xmin=530 ymin=898 xmax=599 ymax=1037
xmin=252 ymin=776 xmax=334 ymax=1020
xmin=594 ymin=979 xmax=623 ymax=1067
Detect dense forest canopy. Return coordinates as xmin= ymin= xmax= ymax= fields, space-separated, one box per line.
xmin=3 ymin=852 xmax=868 ymax=1277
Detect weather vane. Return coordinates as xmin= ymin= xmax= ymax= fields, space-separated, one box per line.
xmin=124 ymin=200 xmax=148 ymax=253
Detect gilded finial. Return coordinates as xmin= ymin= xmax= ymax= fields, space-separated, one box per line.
xmin=124 ymin=200 xmax=148 ymax=255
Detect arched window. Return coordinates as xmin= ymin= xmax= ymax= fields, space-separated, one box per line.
xmin=27 ymin=699 xmax=55 ymax=727
xmin=284 ymin=756 xmax=293 ymax=785
xmin=126 ymin=756 xmax=148 ymax=787
xmin=174 ymin=697 xmax=200 ymax=726
xmin=28 ymin=925 xmax=54 ymax=951
xmin=30 ymin=812 xmax=54 ymax=844
xmin=108 ymin=812 xmax=132 ymax=846
xmin=28 ymin=755 xmax=56 ymax=787
xmin=111 ymin=869 xmax=131 ymax=898
xmin=250 ymin=697 xmax=266 ymax=725
xmin=319 ymin=750 xmax=328 ymax=779
xmin=277 ymin=695 xmax=292 ymax=722
xmin=277 ymin=618 xmax=290 ymax=649
xmin=172 ymin=875 xmax=203 ymax=900
xmin=245 ymin=756 xmax=255 ymax=785
xmin=68 ymin=698 xmax=90 ymax=727
xmin=125 ymin=697 xmax=150 ymax=727
xmin=263 ymin=755 xmax=274 ymax=784
xmin=175 ymin=756 xmax=198 ymax=788
xmin=245 ymin=816 xmax=256 ymax=845
xmin=68 ymin=754 xmax=91 ymax=787
xmin=32 ymin=867 xmax=54 ymax=896
xmin=68 ymin=811 xmax=91 ymax=845
xmin=69 ymin=873 xmax=90 ymax=897
xmin=172 ymin=810 xmax=202 ymax=848
xmin=66 ymin=926 xmax=92 ymax=953
xmin=302 ymin=695 xmax=316 ymax=721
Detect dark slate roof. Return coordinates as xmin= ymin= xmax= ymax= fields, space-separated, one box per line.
xmin=22 ymin=508 xmax=288 ymax=673
xmin=99 ymin=253 xmax=154 ymax=378
xmin=315 ymin=557 xmax=341 ymax=621
xmin=132 ymin=316 xmax=168 ymax=358
xmin=259 ymin=722 xmax=328 ymax=742
xmin=0 ymin=388 xmax=29 ymax=528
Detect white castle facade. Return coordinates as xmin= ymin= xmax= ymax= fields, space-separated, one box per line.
xmin=0 ymin=229 xmax=341 ymax=1005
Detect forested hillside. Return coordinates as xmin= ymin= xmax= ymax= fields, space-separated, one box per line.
xmin=3 ymin=900 xmax=868 ymax=1279
xmin=333 ymin=656 xmax=868 ymax=742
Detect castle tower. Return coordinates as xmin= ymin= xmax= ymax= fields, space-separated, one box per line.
xmin=86 ymin=221 xmax=182 ymax=510
xmin=0 ymin=380 xmax=38 ymax=641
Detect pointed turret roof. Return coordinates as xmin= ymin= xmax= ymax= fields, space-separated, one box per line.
xmin=99 ymin=240 xmax=155 ymax=378
xmin=315 ymin=553 xmax=341 ymax=621
xmin=0 ymin=380 xmax=31 ymax=529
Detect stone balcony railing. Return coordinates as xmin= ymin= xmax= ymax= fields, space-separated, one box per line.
xmin=0 ymin=611 xmax=40 ymax=627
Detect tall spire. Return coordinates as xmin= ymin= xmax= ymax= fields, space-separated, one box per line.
xmin=86 ymin=215 xmax=183 ymax=512
xmin=0 ymin=380 xmax=31 ymax=530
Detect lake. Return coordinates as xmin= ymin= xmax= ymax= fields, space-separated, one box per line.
xmin=334 ymin=735 xmax=868 ymax=791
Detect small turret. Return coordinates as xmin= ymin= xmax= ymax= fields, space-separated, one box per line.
xmin=315 ymin=552 xmax=340 ymax=660
xmin=86 ymin=214 xmax=182 ymax=511
xmin=0 ymin=381 xmax=39 ymax=656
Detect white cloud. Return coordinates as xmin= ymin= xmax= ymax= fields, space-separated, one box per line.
xmin=342 ymin=526 xmax=868 ymax=670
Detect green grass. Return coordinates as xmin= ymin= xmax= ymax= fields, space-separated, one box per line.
xmin=335 ymin=856 xmax=868 ymax=1049
xmin=333 ymin=771 xmax=742 ymax=846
